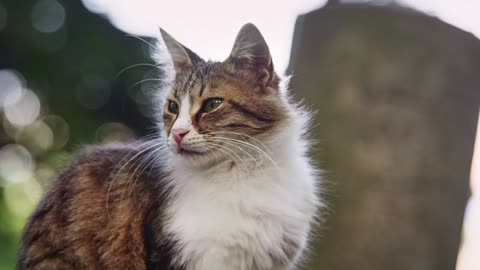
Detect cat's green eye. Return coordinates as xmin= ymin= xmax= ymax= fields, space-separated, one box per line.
xmin=201 ymin=98 xmax=223 ymax=113
xmin=167 ymin=100 xmax=179 ymax=114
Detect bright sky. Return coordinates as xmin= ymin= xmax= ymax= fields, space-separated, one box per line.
xmin=81 ymin=0 xmax=480 ymax=74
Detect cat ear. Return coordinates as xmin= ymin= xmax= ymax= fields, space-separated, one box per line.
xmin=156 ymin=28 xmax=203 ymax=72
xmin=226 ymin=23 xmax=274 ymax=84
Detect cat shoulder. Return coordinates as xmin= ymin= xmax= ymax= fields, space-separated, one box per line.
xmin=54 ymin=144 xmax=139 ymax=183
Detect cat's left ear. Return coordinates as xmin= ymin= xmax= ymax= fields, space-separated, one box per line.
xmin=226 ymin=23 xmax=275 ymax=85
xmin=155 ymin=28 xmax=203 ymax=72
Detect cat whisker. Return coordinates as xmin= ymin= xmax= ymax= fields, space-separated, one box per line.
xmin=121 ymin=141 xmax=168 ymax=203
xmin=126 ymin=146 xmax=162 ymax=198
xmin=210 ymin=130 xmax=274 ymax=156
xmin=205 ymin=142 xmax=249 ymax=173
xmin=107 ymin=139 xmax=158 ymax=185
xmin=147 ymin=154 xmax=161 ymax=179
xmin=203 ymin=144 xmax=226 ymax=168
xmin=136 ymin=133 xmax=163 ymax=144
xmin=209 ymin=143 xmax=248 ymax=173
xmin=126 ymin=34 xmax=157 ymax=50
xmin=114 ymin=63 xmax=162 ymax=80
xmin=207 ymin=136 xmax=278 ymax=167
xmin=106 ymin=141 xmax=160 ymax=217
xmin=129 ymin=78 xmax=163 ymax=89
xmin=207 ymin=138 xmax=263 ymax=170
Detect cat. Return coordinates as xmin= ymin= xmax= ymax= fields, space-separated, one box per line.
xmin=17 ymin=23 xmax=321 ymax=270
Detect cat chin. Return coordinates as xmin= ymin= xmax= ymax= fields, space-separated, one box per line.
xmin=169 ymin=148 xmax=234 ymax=171
xmin=177 ymin=148 xmax=208 ymax=156
xmin=170 ymin=149 xmax=215 ymax=167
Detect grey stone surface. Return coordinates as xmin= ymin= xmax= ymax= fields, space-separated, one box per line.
xmin=288 ymin=3 xmax=480 ymax=270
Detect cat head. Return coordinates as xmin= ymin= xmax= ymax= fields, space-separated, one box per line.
xmin=154 ymin=23 xmax=290 ymax=168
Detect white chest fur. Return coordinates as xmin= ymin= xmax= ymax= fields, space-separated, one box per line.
xmin=165 ymin=147 xmax=318 ymax=270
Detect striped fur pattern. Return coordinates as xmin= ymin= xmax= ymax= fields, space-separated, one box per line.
xmin=18 ymin=23 xmax=320 ymax=270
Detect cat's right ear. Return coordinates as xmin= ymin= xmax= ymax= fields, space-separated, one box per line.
xmin=154 ymin=28 xmax=202 ymax=72
xmin=225 ymin=23 xmax=275 ymax=86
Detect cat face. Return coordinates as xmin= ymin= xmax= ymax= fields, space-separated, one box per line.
xmin=157 ymin=24 xmax=288 ymax=166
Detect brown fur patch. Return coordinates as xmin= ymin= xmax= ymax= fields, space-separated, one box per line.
xmin=17 ymin=145 xmax=180 ymax=270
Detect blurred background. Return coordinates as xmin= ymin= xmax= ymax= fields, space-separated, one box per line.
xmin=0 ymin=0 xmax=479 ymax=269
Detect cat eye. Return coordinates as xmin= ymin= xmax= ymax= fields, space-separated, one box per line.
xmin=201 ymin=98 xmax=223 ymax=113
xmin=167 ymin=100 xmax=179 ymax=114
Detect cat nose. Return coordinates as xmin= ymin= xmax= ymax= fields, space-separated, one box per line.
xmin=172 ymin=128 xmax=190 ymax=145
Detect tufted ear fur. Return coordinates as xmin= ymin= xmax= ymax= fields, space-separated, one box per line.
xmin=156 ymin=28 xmax=203 ymax=72
xmin=226 ymin=23 xmax=275 ymax=86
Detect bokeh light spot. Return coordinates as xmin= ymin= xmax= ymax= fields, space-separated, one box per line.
xmin=0 ymin=144 xmax=34 ymax=185
xmin=0 ymin=69 xmax=26 ymax=108
xmin=4 ymin=89 xmax=41 ymax=127
xmin=31 ymin=0 xmax=66 ymax=33
xmin=43 ymin=115 xmax=70 ymax=149
xmin=96 ymin=122 xmax=135 ymax=144
xmin=16 ymin=121 xmax=54 ymax=155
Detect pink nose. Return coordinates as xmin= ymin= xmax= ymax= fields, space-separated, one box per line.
xmin=172 ymin=128 xmax=189 ymax=145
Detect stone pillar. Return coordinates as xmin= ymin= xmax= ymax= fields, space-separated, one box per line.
xmin=288 ymin=3 xmax=480 ymax=270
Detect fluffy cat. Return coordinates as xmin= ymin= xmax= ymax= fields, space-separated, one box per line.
xmin=17 ymin=23 xmax=320 ymax=270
